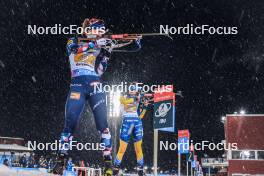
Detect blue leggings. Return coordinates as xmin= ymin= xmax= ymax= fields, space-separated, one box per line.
xmin=63 ymin=75 xmax=108 ymax=133
xmin=60 ymin=75 xmax=111 ymax=159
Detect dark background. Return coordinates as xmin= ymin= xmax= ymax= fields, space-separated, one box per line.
xmin=0 ymin=0 xmax=264 ymax=170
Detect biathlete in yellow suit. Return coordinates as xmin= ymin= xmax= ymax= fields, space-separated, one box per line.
xmin=114 ymin=84 xmax=152 ymax=176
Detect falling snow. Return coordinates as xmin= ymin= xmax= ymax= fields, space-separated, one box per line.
xmin=31 ymin=76 xmax=36 ymax=82
xmin=0 ymin=0 xmax=264 ymax=171
xmin=0 ymin=60 xmax=5 ymax=68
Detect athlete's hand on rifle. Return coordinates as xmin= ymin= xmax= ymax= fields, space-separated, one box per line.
xmin=96 ymin=38 xmax=107 ymax=46
xmin=135 ymin=38 xmax=141 ymax=48
xmin=141 ymin=93 xmax=154 ymax=107
xmin=143 ymin=99 xmax=151 ymax=106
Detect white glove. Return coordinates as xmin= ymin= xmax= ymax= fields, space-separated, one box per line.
xmin=96 ymin=38 xmax=107 ymax=46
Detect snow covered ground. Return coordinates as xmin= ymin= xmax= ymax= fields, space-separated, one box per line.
xmin=0 ymin=164 xmax=58 ymax=176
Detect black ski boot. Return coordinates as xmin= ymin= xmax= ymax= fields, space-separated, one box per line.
xmin=52 ymin=132 xmax=72 ymax=174
xmin=103 ymin=155 xmax=113 ymax=176
xmin=137 ymin=166 xmax=144 ymax=176
xmin=52 ymin=153 xmax=67 ymax=175
xmin=113 ymin=165 xmax=120 ymax=176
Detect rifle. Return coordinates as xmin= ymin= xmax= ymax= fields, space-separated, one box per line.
xmin=77 ymin=33 xmax=172 ymax=52
xmin=78 ymin=33 xmax=172 ymax=43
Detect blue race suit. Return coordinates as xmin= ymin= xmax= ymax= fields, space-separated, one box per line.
xmin=60 ymin=37 xmax=111 ymax=159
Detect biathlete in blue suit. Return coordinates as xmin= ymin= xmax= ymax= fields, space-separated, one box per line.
xmin=57 ymin=18 xmax=141 ymax=175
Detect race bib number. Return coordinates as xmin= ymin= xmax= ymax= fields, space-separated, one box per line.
xmin=74 ymin=53 xmax=96 ymax=67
